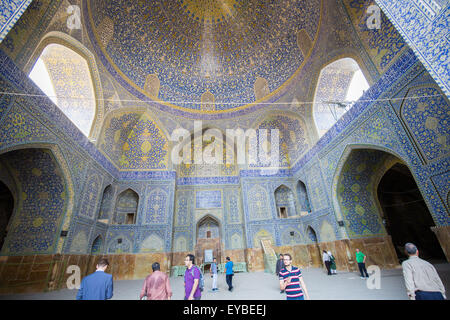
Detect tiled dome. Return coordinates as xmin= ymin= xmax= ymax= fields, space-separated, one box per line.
xmin=85 ymin=0 xmax=321 ymax=111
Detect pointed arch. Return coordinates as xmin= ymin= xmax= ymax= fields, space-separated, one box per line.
xmin=0 ymin=143 xmax=75 ymax=255
xmin=98 ymin=184 xmax=113 ymax=222
xmin=91 ymin=235 xmax=103 ymax=254
xmin=312 ymin=57 xmax=370 ymax=138
xmin=196 ymin=214 xmax=222 ymax=243
xmin=274 ymin=184 xmax=296 ymax=218
xmin=113 ymin=188 xmax=139 ymax=225
xmin=26 ymin=32 xmax=105 ymax=140
xmin=296 ymin=180 xmax=311 ymax=214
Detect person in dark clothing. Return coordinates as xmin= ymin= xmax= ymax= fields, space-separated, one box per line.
xmin=323 ymin=250 xmax=331 ymax=275
xmin=76 ymin=258 xmax=113 ymax=300
xmin=225 ymin=257 xmax=234 ymax=291
xmin=276 ymin=254 xmax=285 ymax=293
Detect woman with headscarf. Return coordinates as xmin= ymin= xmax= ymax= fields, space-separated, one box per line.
xmin=328 ymin=251 xmax=337 ymax=275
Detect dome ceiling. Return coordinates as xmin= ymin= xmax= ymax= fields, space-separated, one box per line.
xmin=85 ymin=0 xmax=322 ymax=112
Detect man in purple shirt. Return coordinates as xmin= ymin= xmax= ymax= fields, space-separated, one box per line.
xmin=184 ymin=254 xmax=202 ymax=300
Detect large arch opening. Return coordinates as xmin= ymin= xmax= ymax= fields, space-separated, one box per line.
xmin=195 ymin=215 xmax=222 ymax=270
xmin=0 ymin=148 xmax=67 ymax=255
xmin=0 ymin=181 xmax=14 ymax=252
xmin=377 ymin=163 xmax=446 ymax=262
xmin=313 ymin=58 xmax=370 ymax=137
xmin=336 ymin=148 xmax=445 ymax=264
xmin=29 ymin=43 xmax=96 ymax=137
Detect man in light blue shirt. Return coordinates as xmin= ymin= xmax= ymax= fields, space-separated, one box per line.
xmin=211 ymin=257 xmax=218 ymax=292
xmin=225 ymin=256 xmax=234 ymax=292
xmin=76 ymin=258 xmax=113 ymax=300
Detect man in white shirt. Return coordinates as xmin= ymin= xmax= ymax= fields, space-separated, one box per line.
xmin=402 ymin=243 xmax=446 ymax=300
xmin=322 ymin=250 xmax=331 ymax=275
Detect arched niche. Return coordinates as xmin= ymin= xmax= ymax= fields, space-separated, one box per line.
xmin=98 ymin=185 xmax=113 ymax=223
xmin=296 ymin=180 xmax=311 ymax=215
xmin=335 ymin=147 xmax=445 ymax=262
xmin=113 ymin=189 xmax=139 ymax=225
xmin=29 ymin=43 xmax=97 ymax=138
xmin=195 ymin=215 xmax=222 ymax=266
xmin=0 ymin=147 xmax=71 ymax=255
xmin=313 ymin=57 xmax=370 ymax=138
xmin=274 ymin=185 xmax=297 ymax=218
xmin=26 ymin=32 xmax=105 ymax=140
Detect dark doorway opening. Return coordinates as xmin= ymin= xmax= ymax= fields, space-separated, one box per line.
xmin=126 ymin=213 xmax=135 ymax=225
xmin=0 ymin=181 xmax=14 ymax=251
xmin=377 ymin=163 xmax=446 ymax=262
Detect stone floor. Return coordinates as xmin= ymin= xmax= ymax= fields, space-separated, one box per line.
xmin=1 ymin=263 xmax=449 ymax=300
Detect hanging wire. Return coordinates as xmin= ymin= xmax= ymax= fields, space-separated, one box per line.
xmin=0 ymin=91 xmax=445 ymax=106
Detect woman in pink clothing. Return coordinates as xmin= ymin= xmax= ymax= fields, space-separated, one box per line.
xmin=140 ymin=262 xmax=173 ymax=300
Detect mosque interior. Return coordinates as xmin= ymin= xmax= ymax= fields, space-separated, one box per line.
xmin=0 ymin=0 xmax=448 ymax=294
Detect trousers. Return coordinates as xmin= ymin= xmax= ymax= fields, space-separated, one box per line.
xmin=358 ymin=262 xmax=369 ymax=278
xmin=226 ymin=274 xmax=233 ymax=290
xmin=324 ymin=261 xmax=331 ymax=275
xmin=415 ymin=291 xmax=444 ymax=300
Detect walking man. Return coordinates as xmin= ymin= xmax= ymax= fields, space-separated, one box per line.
xmin=211 ymin=257 xmax=219 ymax=292
xmin=402 ymin=243 xmax=446 ymax=300
xmin=355 ymin=248 xmax=369 ymax=279
xmin=140 ymin=262 xmax=172 ymax=300
xmin=279 ymin=253 xmax=310 ymax=300
xmin=322 ymin=250 xmax=331 ymax=275
xmin=276 ymin=254 xmax=285 ymax=293
xmin=225 ymin=256 xmax=234 ymax=292
xmin=76 ymin=258 xmax=113 ymax=300
xmin=184 ymin=254 xmax=202 ymax=300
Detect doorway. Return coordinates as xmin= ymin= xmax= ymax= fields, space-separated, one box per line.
xmin=377 ymin=163 xmax=446 ymax=262
xmin=0 ymin=180 xmax=14 ymax=252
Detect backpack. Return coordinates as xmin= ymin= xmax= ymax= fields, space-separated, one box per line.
xmin=190 ymin=265 xmax=205 ymax=292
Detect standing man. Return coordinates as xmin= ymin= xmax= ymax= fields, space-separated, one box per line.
xmin=279 ymin=253 xmax=310 ymax=300
xmin=76 ymin=258 xmax=113 ymax=300
xmin=140 ymin=262 xmax=172 ymax=300
xmin=225 ymin=256 xmax=234 ymax=292
xmin=276 ymin=254 xmax=285 ymax=293
xmin=184 ymin=254 xmax=202 ymax=300
xmin=322 ymin=250 xmax=331 ymax=275
xmin=355 ymin=248 xmax=369 ymax=279
xmin=402 ymin=243 xmax=446 ymax=300
xmin=211 ymin=257 xmax=219 ymax=292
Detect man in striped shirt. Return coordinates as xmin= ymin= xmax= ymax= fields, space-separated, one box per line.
xmin=279 ymin=253 xmax=310 ymax=300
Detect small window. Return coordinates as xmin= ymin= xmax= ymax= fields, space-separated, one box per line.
xmin=279 ymin=207 xmax=287 ymax=219
xmin=207 ymin=231 xmax=211 ymax=238
xmin=126 ymin=213 xmax=135 ymax=224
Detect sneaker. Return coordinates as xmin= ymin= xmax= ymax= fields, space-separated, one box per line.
xmin=360 ymin=277 xmax=365 ymax=279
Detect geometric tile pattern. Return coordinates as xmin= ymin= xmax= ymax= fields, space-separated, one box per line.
xmin=375 ymin=0 xmax=450 ymax=96
xmin=86 ymin=0 xmax=321 ymax=111
xmin=0 ymin=148 xmax=66 ymax=255
xmin=401 ymin=86 xmax=450 ymax=161
xmin=343 ymin=0 xmax=406 ymax=72
xmin=0 ymin=0 xmax=32 ymax=43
